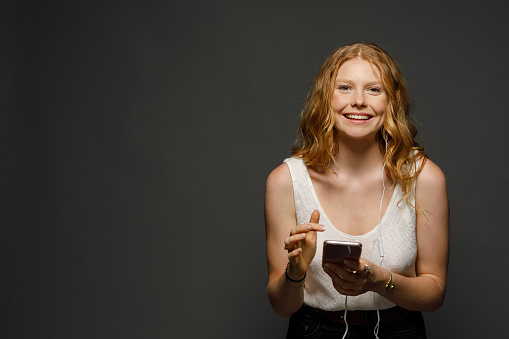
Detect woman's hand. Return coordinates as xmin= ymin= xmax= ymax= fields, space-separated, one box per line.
xmin=284 ymin=210 xmax=325 ymax=279
xmin=323 ymin=258 xmax=389 ymax=296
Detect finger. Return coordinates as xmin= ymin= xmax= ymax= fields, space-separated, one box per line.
xmin=324 ymin=263 xmax=357 ymax=282
xmin=333 ymin=283 xmax=360 ymax=296
xmin=323 ymin=265 xmax=343 ymax=282
xmin=343 ymin=259 xmax=364 ymax=273
xmin=325 ymin=264 xmax=367 ymax=295
xmin=284 ymin=234 xmax=306 ymax=251
xmin=360 ymin=263 xmax=371 ymax=275
xmin=330 ymin=274 xmax=364 ymax=294
xmin=291 ymin=222 xmax=326 ymax=236
xmin=329 ymin=276 xmax=360 ymax=294
xmin=284 ymin=233 xmax=306 ymax=246
xmin=287 ymin=248 xmax=302 ymax=262
xmin=289 ymin=210 xmax=323 ymax=237
xmin=333 ymin=265 xmax=357 ymax=281
xmin=309 ymin=210 xmax=320 ymax=224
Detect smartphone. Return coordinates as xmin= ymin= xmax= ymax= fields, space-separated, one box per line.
xmin=322 ymin=240 xmax=362 ymax=267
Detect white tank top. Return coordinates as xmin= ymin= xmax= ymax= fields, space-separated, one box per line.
xmin=284 ymin=157 xmax=417 ymax=311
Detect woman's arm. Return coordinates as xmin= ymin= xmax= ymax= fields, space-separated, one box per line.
xmin=385 ymin=158 xmax=450 ymax=311
xmin=323 ymin=159 xmax=450 ymax=311
xmin=265 ymin=163 xmax=325 ymax=317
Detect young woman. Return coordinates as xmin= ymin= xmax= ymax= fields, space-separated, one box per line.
xmin=265 ymin=43 xmax=449 ymax=338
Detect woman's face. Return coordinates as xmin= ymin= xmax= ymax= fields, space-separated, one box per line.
xmin=331 ymin=57 xmax=388 ymax=142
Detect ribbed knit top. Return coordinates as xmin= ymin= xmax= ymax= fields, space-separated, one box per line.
xmin=283 ymin=157 xmax=417 ymax=311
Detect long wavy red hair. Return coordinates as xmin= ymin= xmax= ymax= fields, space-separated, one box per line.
xmin=292 ymin=43 xmax=425 ymax=203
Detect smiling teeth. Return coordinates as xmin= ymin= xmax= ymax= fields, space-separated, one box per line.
xmin=345 ymin=114 xmax=370 ymax=120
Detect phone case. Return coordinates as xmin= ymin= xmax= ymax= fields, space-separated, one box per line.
xmin=322 ymin=240 xmax=362 ymax=267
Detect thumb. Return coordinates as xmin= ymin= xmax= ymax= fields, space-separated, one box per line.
xmin=309 ymin=210 xmax=320 ymax=224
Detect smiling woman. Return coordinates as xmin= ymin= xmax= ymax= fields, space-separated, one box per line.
xmin=265 ymin=43 xmax=449 ymax=339
xmin=332 ymin=58 xmax=388 ymax=142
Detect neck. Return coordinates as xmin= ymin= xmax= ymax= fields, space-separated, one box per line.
xmin=330 ymin=137 xmax=384 ymax=176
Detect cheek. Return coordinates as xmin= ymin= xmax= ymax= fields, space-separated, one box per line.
xmin=374 ymin=97 xmax=388 ymax=114
xmin=331 ymin=94 xmax=349 ymax=111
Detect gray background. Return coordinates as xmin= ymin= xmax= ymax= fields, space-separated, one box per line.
xmin=1 ymin=1 xmax=507 ymax=338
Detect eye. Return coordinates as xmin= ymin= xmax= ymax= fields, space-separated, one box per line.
xmin=368 ymin=87 xmax=382 ymax=93
xmin=337 ymin=85 xmax=351 ymax=91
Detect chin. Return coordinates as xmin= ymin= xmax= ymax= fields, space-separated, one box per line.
xmin=337 ymin=132 xmax=379 ymax=142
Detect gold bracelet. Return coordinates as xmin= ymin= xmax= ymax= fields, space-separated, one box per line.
xmin=381 ymin=272 xmax=394 ymax=295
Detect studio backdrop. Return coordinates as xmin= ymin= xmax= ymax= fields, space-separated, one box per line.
xmin=1 ymin=1 xmax=508 ymax=338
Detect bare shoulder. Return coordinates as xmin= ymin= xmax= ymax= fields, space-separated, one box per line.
xmin=265 ymin=162 xmax=295 ymax=225
xmin=266 ymin=162 xmax=292 ymax=195
xmin=415 ymin=157 xmax=449 ymax=215
xmin=416 ymin=158 xmax=447 ymax=190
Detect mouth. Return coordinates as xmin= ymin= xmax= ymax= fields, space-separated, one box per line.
xmin=343 ymin=113 xmax=373 ymax=121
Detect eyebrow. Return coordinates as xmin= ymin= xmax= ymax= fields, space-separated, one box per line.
xmin=335 ymin=78 xmax=383 ymax=86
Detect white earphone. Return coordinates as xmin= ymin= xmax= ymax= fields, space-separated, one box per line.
xmin=342 ymin=140 xmax=387 ymax=339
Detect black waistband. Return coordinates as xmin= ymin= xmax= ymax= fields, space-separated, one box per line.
xmin=300 ymin=304 xmax=409 ymax=326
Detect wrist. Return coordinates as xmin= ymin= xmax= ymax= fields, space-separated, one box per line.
xmin=381 ymin=272 xmax=394 ymax=295
xmin=285 ymin=262 xmax=306 ymax=284
xmin=373 ymin=267 xmax=392 ymax=294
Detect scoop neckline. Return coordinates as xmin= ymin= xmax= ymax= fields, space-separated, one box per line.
xmin=301 ymin=161 xmax=399 ymax=238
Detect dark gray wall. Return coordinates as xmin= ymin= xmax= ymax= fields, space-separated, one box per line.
xmin=1 ymin=1 xmax=507 ymax=338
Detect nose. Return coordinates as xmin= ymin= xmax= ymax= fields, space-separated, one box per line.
xmin=351 ymin=91 xmax=366 ymax=107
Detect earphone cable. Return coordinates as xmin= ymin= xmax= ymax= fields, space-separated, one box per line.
xmin=342 ymin=297 xmax=349 ymax=339
xmin=373 ymin=160 xmax=386 ymax=338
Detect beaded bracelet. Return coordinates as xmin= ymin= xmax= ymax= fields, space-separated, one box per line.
xmin=285 ymin=262 xmax=306 ymax=283
xmin=382 ymin=272 xmax=394 ymax=295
